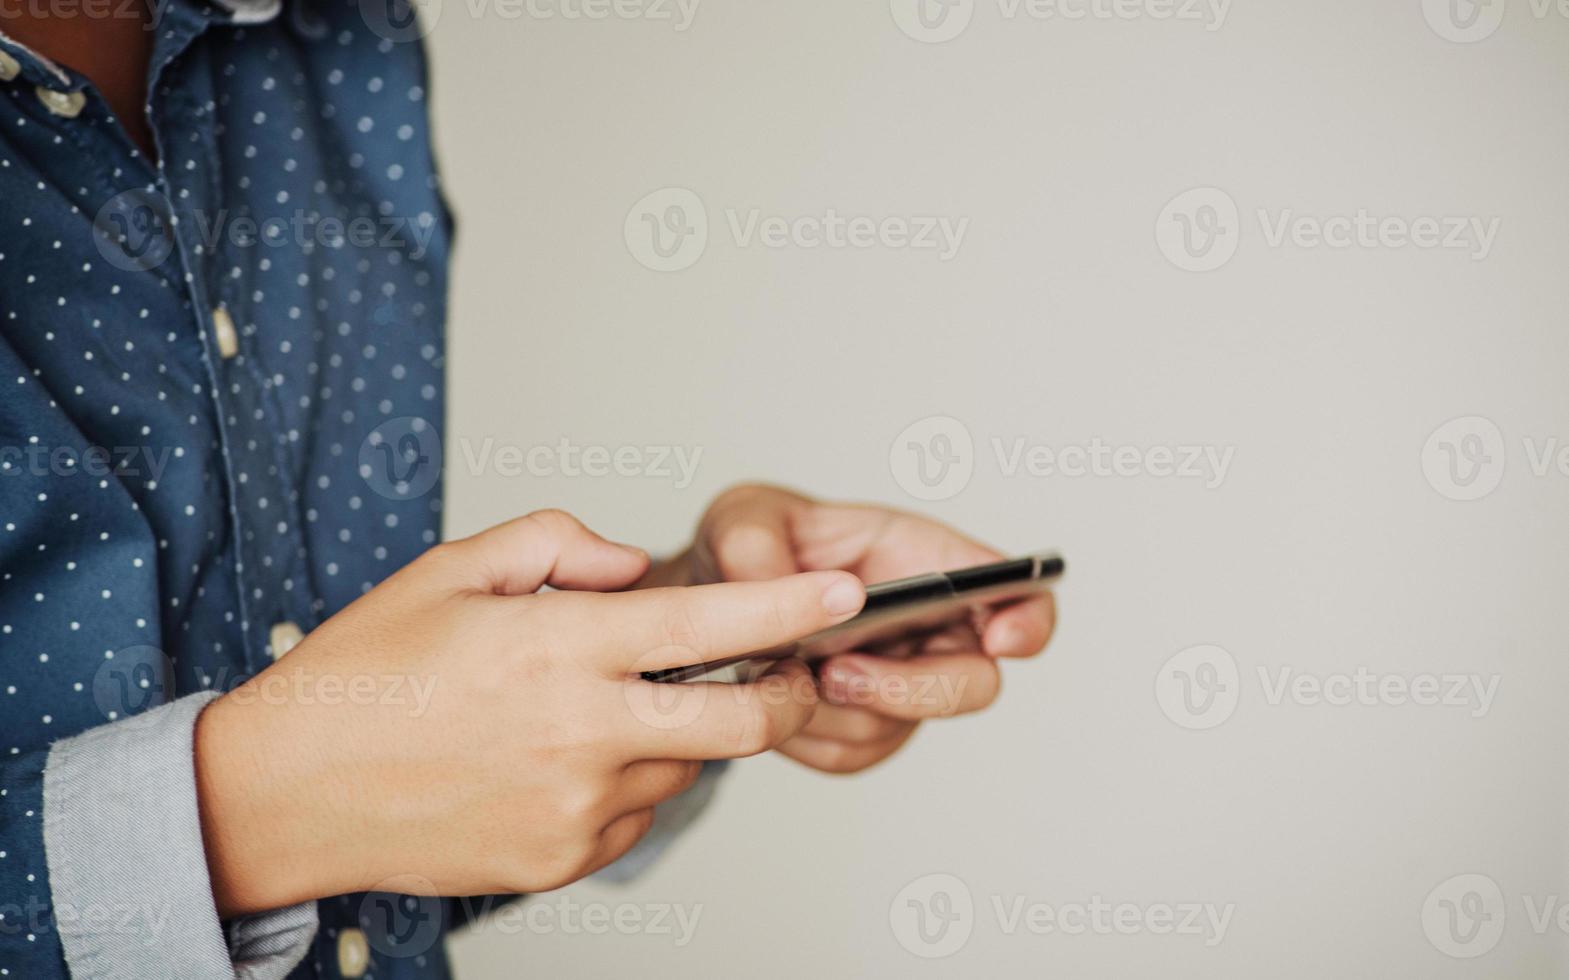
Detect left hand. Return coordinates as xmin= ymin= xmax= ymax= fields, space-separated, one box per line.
xmin=644 ymin=484 xmax=1056 ymax=773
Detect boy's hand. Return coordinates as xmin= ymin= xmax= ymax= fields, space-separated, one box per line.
xmin=195 ymin=510 xmax=865 ymax=916
xmin=646 ymin=485 xmax=1056 ymax=774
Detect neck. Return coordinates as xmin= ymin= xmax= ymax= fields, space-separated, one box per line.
xmin=2 ymin=5 xmax=158 ymax=160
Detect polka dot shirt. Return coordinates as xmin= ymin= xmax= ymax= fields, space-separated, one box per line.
xmin=0 ymin=0 xmax=457 ymax=976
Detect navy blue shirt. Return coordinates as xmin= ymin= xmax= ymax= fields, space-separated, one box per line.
xmin=0 ymin=0 xmax=462 ymax=975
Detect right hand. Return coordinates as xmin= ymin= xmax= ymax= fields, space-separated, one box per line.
xmin=194 ymin=510 xmax=866 ymax=916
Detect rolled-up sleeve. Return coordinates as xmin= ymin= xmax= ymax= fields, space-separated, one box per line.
xmin=40 ymin=691 xmax=317 ymax=980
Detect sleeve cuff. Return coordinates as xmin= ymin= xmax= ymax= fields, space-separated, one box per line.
xmin=42 ymin=691 xmax=318 ymax=980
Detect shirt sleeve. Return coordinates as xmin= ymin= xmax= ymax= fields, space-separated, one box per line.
xmin=38 ymin=690 xmax=317 ymax=980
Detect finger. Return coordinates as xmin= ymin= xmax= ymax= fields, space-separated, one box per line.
xmin=582 ymin=808 xmax=657 ymax=878
xmin=697 ymin=484 xmax=808 ymax=582
xmin=577 ymin=569 xmax=865 ymax=673
xmin=982 ymin=592 xmax=1056 ymax=659
xmin=817 ymin=652 xmax=1001 ymax=720
xmin=615 ymin=759 xmax=704 ymax=813
xmin=797 ymin=702 xmax=916 ymax=745
xmin=446 ymin=509 xmax=650 ymax=595
xmin=622 ymin=657 xmax=819 ymax=760
xmin=775 ymin=726 xmax=919 ymax=775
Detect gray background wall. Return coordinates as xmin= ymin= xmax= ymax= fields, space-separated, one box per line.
xmin=424 ymin=1 xmax=1569 ymax=975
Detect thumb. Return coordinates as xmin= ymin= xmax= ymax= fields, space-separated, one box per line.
xmin=701 ymin=485 xmax=805 ymax=581
xmin=449 ymin=509 xmax=650 ymax=595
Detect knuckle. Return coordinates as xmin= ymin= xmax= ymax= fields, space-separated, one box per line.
xmin=746 ymin=707 xmax=784 ymax=754
xmin=714 ymin=482 xmax=769 ymax=508
xmin=555 ymin=781 xmax=607 ymax=825
xmin=961 ymin=662 xmax=1002 ymax=714
xmin=625 ymin=807 xmax=657 ymax=838
xmin=418 ymin=540 xmax=467 ymax=575
xmin=524 ymin=508 xmax=585 ymax=537
xmin=817 ymin=740 xmax=868 ymax=775
xmin=763 ymin=594 xmax=796 ymax=638
xmin=524 ymin=835 xmax=596 ymax=892
xmin=845 ymin=710 xmax=896 ymax=744
xmin=659 ymin=597 xmax=705 ymax=653
xmin=675 ymin=760 xmax=703 ymax=793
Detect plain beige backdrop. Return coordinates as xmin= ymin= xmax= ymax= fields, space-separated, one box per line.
xmin=424 ymin=1 xmax=1569 ymax=975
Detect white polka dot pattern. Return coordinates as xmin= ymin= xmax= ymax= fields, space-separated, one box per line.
xmin=0 ymin=0 xmax=453 ymax=976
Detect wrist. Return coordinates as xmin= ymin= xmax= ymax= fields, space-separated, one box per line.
xmin=194 ymin=690 xmax=337 ymax=917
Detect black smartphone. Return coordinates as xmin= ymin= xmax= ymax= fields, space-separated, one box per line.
xmin=642 ymin=552 xmax=1065 ymax=684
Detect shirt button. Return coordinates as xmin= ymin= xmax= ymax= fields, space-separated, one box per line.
xmin=268 ymin=621 xmax=305 ymax=659
xmin=212 ymin=306 xmax=239 ymax=359
xmin=336 ymin=928 xmax=371 ymax=978
xmin=35 ymin=86 xmax=86 ymax=119
xmin=0 ymin=50 xmax=20 ymax=83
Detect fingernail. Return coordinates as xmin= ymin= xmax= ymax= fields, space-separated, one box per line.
xmin=990 ymin=621 xmax=1022 ymax=655
xmin=618 ymin=543 xmax=649 ymax=560
xmin=820 ymin=576 xmax=865 ymax=617
xmin=822 ymin=660 xmax=868 ymax=704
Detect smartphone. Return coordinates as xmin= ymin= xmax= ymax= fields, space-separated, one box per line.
xmin=643 ymin=552 xmax=1065 ymax=684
